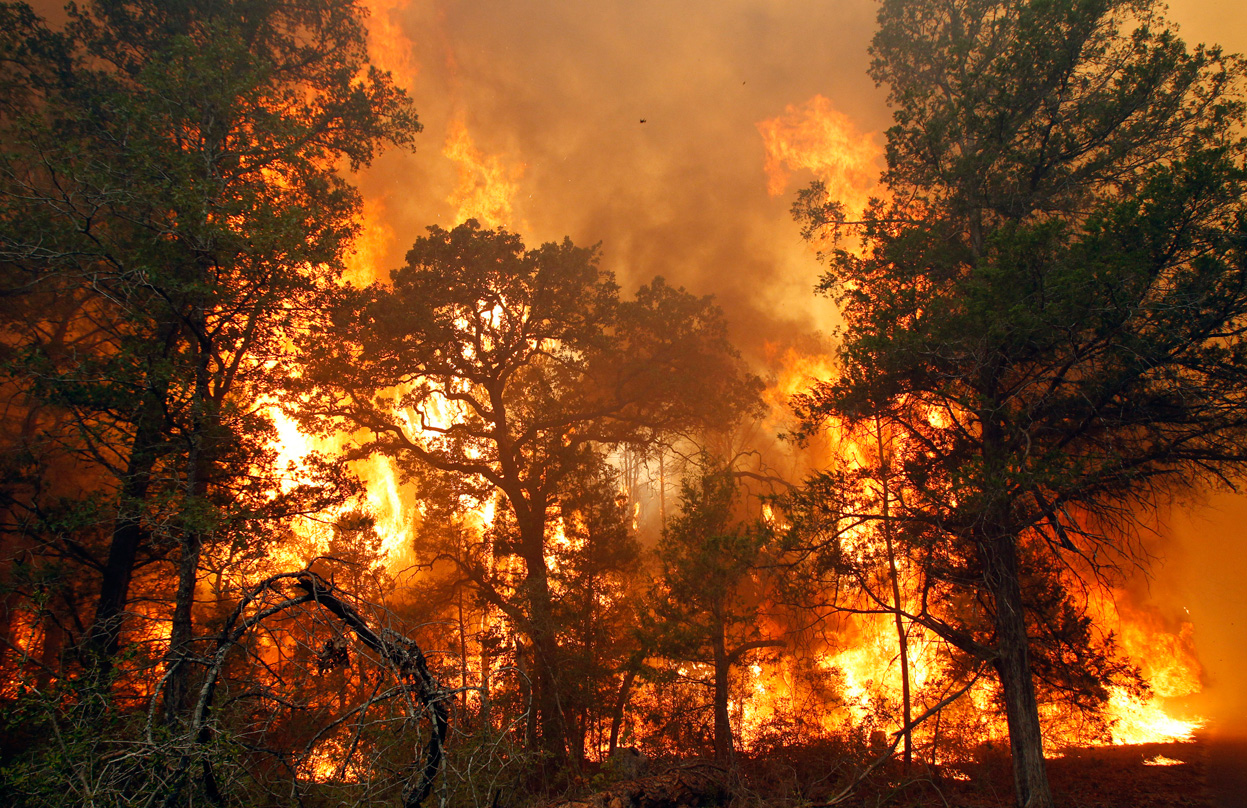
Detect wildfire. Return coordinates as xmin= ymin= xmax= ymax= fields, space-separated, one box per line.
xmin=756 ymin=95 xmax=883 ymax=219
xmin=361 ymin=0 xmax=420 ymax=92
xmin=443 ymin=115 xmax=525 ymax=228
xmin=1143 ymin=754 xmax=1185 ymax=766
xmin=252 ymin=71 xmax=1204 ymax=785
xmin=1093 ymin=592 xmax=1205 ymax=745
xmin=344 ymin=197 xmax=398 ymax=285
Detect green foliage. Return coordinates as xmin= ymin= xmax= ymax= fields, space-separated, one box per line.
xmin=645 ymin=460 xmax=780 ymax=758
xmin=650 ymin=465 xmax=770 ymax=658
xmin=0 ymin=0 xmax=418 ymax=681
xmin=791 ymin=0 xmax=1246 ymax=803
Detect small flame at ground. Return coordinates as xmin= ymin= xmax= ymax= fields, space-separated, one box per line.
xmin=1143 ymin=754 xmax=1186 ymax=766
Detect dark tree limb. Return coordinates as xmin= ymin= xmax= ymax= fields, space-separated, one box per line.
xmin=294 ymin=571 xmax=449 ymax=808
xmin=151 ymin=570 xmax=449 ymax=808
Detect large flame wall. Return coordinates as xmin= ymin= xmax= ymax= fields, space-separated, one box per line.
xmin=343 ymin=0 xmax=1247 ymax=739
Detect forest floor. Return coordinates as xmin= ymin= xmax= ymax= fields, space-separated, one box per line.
xmin=577 ymin=734 xmax=1238 ymax=808
xmin=835 ymin=734 xmax=1227 ymax=807
xmin=721 ymin=734 xmax=1226 ymax=808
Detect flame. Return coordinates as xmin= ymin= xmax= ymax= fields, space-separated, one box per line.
xmin=344 ymin=196 xmax=397 ymax=285
xmin=763 ymin=342 xmax=836 ymax=411
xmin=361 ymin=0 xmax=420 ymax=92
xmin=1092 ymin=591 xmax=1205 ymax=744
xmin=1104 ymin=687 xmax=1202 ymax=744
xmin=443 ymin=116 xmax=525 ymax=228
xmin=264 ymin=408 xmax=414 ymax=570
xmin=756 ymin=95 xmax=883 ymax=218
xmin=1143 ymin=754 xmax=1185 ymax=766
xmin=300 ymin=735 xmax=368 ymax=783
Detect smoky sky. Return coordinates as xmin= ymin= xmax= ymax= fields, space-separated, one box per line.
xmin=352 ymin=0 xmax=886 ymax=362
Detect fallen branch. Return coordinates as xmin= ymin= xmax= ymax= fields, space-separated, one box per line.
xmin=295 ymin=571 xmax=449 ymax=808
xmin=152 ymin=569 xmax=449 ymax=808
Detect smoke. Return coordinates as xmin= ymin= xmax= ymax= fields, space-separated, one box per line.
xmin=1122 ymin=0 xmax=1247 ymax=734
xmin=351 ymin=0 xmax=886 ymax=362
xmin=1153 ymin=496 xmax=1247 ymax=730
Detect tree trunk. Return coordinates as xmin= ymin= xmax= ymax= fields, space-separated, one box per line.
xmin=164 ymin=529 xmax=203 ymax=722
xmin=165 ymin=308 xmax=213 ymax=724
xmin=85 ymin=318 xmax=180 ymax=681
xmin=983 ymin=534 xmax=1053 ymax=808
xmin=608 ymin=666 xmax=639 ymax=755
xmin=84 ymin=399 xmax=164 ymax=677
xmin=520 ymin=518 xmax=570 ymax=766
xmin=711 ymin=619 xmax=733 ymax=763
xmin=875 ymin=418 xmax=912 ymax=767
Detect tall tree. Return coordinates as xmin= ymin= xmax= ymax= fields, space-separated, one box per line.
xmin=295 ymin=220 xmax=761 ymax=766
xmin=646 ymin=461 xmax=782 ymax=763
xmin=793 ymin=1 xmax=1247 ymax=806
xmin=0 ymin=0 xmax=418 ymax=698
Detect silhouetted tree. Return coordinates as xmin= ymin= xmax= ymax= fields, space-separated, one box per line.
xmin=295 ymin=220 xmax=762 ymax=766
xmin=0 ymin=0 xmax=418 ymax=707
xmin=646 ymin=460 xmax=782 ymax=762
xmin=793 ymin=1 xmax=1247 ymax=805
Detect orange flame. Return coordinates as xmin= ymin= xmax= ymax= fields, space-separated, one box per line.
xmin=443 ymin=116 xmax=525 ymax=228
xmin=344 ymin=197 xmax=397 ymax=285
xmin=756 ymin=95 xmax=883 ymax=219
xmin=361 ymin=0 xmax=420 ymax=92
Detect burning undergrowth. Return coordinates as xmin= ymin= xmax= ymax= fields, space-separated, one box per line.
xmin=3 ymin=1 xmax=1243 ymax=808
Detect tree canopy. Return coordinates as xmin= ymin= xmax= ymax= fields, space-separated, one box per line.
xmin=0 ymin=0 xmax=418 ymax=696
xmin=792 ymin=1 xmax=1247 ymax=806
xmin=295 ymin=219 xmax=763 ymax=762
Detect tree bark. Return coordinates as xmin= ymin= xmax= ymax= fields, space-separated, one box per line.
xmin=85 ymin=317 xmax=181 ymax=681
xmin=711 ymin=621 xmax=733 ymax=763
xmin=83 ymin=394 xmax=164 ymax=677
xmin=165 ymin=300 xmax=213 ymax=724
xmin=520 ymin=517 xmax=570 ymax=766
xmin=983 ymin=534 xmax=1054 ymax=808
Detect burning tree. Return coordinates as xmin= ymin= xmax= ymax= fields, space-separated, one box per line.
xmin=0 ymin=0 xmax=419 ymax=714
xmin=792 ymin=0 xmax=1247 ymax=806
xmin=645 ymin=460 xmax=783 ymax=763
xmin=294 ymin=220 xmax=762 ymax=767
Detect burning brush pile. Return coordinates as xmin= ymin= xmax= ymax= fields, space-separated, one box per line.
xmin=1 ymin=1 xmax=1243 ymax=808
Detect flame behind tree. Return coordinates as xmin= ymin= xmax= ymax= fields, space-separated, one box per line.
xmin=757 ymin=94 xmax=883 ymax=221
xmin=790 ymin=0 xmax=1247 ymax=806
xmin=292 ymin=220 xmax=763 ymax=763
xmin=443 ymin=116 xmax=525 ymax=229
xmin=0 ymin=0 xmax=419 ymax=712
xmin=645 ymin=460 xmax=782 ymax=763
